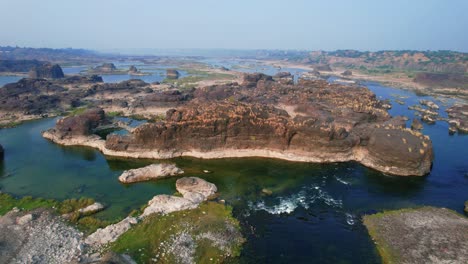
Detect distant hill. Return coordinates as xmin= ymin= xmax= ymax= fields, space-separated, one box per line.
xmin=261 ymin=49 xmax=468 ymax=74
xmin=0 ymin=59 xmax=47 ymax=73
xmin=0 ymin=46 xmax=101 ymax=64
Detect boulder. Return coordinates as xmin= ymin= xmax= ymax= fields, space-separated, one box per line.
xmin=176 ymin=177 xmax=217 ymax=199
xmin=166 ymin=69 xmax=180 ymax=79
xmin=118 ymin=163 xmax=184 ymax=183
xmin=77 ymin=202 xmax=105 ymax=215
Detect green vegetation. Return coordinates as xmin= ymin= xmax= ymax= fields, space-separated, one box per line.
xmin=107 ymin=111 xmax=124 ymax=117
xmin=162 ymin=68 xmax=235 ymax=90
xmin=0 ymin=121 xmax=22 ymax=128
xmin=67 ymin=106 xmax=88 ymax=116
xmin=111 ymin=202 xmax=244 ymax=264
xmin=0 ymin=193 xmax=110 ymax=234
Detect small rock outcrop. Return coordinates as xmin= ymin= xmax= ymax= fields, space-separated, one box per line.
xmin=28 ymin=63 xmax=64 ymax=79
xmin=77 ymin=202 xmax=105 ymax=215
xmin=446 ymin=104 xmax=468 ymax=134
xmin=85 ymin=216 xmax=138 ymax=247
xmin=341 ymin=70 xmax=352 ymax=76
xmin=411 ymin=118 xmax=423 ymax=130
xmin=166 ymin=69 xmax=180 ymax=79
xmin=94 ymin=63 xmax=117 ymax=73
xmin=142 ymin=177 xmax=216 ymax=217
xmin=128 ymin=65 xmax=138 ymax=74
xmin=419 ymin=99 xmax=439 ymax=110
xmin=118 ymin=163 xmax=184 ymax=183
xmin=176 ymin=177 xmax=217 ymax=199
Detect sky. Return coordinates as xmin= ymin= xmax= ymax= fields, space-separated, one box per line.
xmin=0 ymin=0 xmax=467 ymax=52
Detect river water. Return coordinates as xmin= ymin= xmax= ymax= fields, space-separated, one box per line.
xmin=0 ymin=61 xmax=467 ymax=263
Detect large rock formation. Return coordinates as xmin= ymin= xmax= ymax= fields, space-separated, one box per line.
xmin=118 ymin=163 xmax=184 ymax=183
xmin=28 ymin=63 xmax=64 ymax=79
xmin=44 ymin=73 xmax=434 ymax=176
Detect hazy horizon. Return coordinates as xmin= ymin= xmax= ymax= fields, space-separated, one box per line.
xmin=1 ymin=0 xmax=467 ymax=52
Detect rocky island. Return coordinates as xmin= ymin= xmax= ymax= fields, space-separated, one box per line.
xmin=43 ymin=73 xmax=433 ymax=176
xmin=364 ymin=207 xmax=468 ymax=264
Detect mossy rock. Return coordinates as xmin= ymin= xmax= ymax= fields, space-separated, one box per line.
xmin=111 ymin=202 xmax=244 ymax=264
xmin=363 ymin=206 xmax=468 ymax=264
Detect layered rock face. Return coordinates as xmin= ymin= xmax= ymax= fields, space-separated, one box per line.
xmin=28 ymin=63 xmax=64 ymax=79
xmin=45 ymin=73 xmax=434 ymax=176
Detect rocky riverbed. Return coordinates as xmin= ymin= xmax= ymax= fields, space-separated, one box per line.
xmin=43 ymin=73 xmax=433 ymax=176
xmin=0 ymin=177 xmax=242 ymax=264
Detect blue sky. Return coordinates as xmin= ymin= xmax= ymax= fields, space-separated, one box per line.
xmin=1 ymin=0 xmax=467 ymax=52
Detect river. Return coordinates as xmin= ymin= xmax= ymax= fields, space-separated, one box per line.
xmin=0 ymin=61 xmax=467 ymax=263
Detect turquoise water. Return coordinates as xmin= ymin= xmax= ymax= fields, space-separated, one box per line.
xmin=0 ymin=72 xmax=467 ymax=262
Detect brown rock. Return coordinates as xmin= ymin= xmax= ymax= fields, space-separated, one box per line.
xmin=56 ymin=108 xmax=108 ymax=136
xmin=166 ymin=69 xmax=180 ymax=79
xmin=411 ymin=118 xmax=423 ymax=130
xmin=28 ymin=64 xmax=64 ymax=79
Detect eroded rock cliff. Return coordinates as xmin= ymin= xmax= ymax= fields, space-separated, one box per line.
xmin=44 ymin=73 xmax=434 ymax=176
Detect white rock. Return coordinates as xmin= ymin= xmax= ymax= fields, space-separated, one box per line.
xmin=141 ymin=195 xmax=198 ymax=218
xmin=17 ymin=214 xmax=33 ymax=225
xmin=176 ymin=177 xmax=217 ymax=199
xmin=78 ymin=202 xmax=105 ymax=214
xmin=85 ymin=216 xmax=138 ymax=246
xmin=118 ymin=163 xmax=184 ymax=183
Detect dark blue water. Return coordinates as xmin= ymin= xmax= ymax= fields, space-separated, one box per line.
xmin=0 ymin=65 xmax=467 ymax=263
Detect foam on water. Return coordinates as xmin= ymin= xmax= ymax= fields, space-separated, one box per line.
xmin=249 ymin=185 xmax=343 ymax=215
xmin=334 ymin=175 xmax=350 ymax=185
